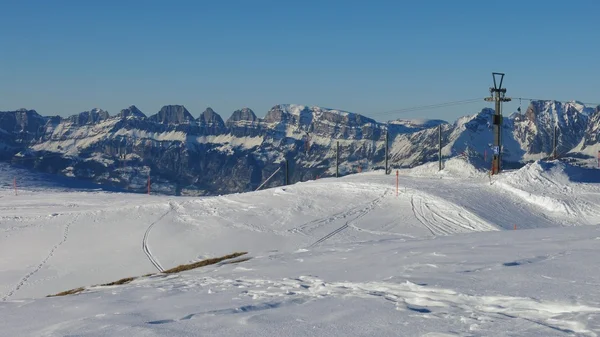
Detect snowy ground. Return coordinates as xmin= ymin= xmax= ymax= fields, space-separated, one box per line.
xmin=1 ymin=159 xmax=600 ymax=336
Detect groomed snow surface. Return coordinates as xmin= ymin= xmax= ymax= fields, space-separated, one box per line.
xmin=1 ymin=159 xmax=600 ymax=336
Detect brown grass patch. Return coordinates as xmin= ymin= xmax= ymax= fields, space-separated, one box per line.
xmin=47 ymin=287 xmax=85 ymax=297
xmin=100 ymin=277 xmax=136 ymax=286
xmin=47 ymin=252 xmax=249 ymax=297
xmin=163 ymin=252 xmax=248 ymax=274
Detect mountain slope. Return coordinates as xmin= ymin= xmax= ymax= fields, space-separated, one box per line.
xmin=1 ymin=100 xmax=598 ymax=195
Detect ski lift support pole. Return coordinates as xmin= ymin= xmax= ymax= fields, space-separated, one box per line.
xmin=484 ymin=72 xmax=511 ymax=175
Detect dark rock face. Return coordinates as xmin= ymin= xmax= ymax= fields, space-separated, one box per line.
xmin=263 ymin=105 xmax=295 ymax=124
xmin=263 ymin=105 xmax=383 ymax=140
xmin=389 ymin=124 xmax=450 ymax=166
xmin=197 ymin=108 xmax=225 ymax=135
xmin=314 ymin=107 xmax=380 ymax=140
xmin=227 ymin=108 xmax=258 ymax=125
xmin=579 ymin=109 xmax=600 ymax=152
xmin=198 ymin=108 xmax=224 ymax=126
xmin=0 ymin=109 xmax=47 ymax=158
xmin=118 ymin=105 xmax=146 ymax=119
xmin=149 ymin=105 xmax=194 ymax=124
xmin=513 ymin=101 xmax=588 ymax=157
xmin=67 ymin=108 xmax=110 ymax=125
xmin=0 ymin=109 xmax=46 ymax=138
xmin=226 ymin=108 xmax=261 ymax=137
xmin=1 ymin=101 xmax=599 ymax=195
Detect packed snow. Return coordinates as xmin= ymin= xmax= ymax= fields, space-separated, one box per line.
xmin=401 ymin=157 xmax=488 ymax=179
xmin=1 ymin=159 xmax=600 ymax=336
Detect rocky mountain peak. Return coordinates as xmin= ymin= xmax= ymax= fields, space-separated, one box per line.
xmin=226 ymin=108 xmax=258 ymax=125
xmin=0 ymin=109 xmax=47 ymax=150
xmin=10 ymin=108 xmax=41 ymax=120
xmin=198 ymin=107 xmax=225 ymax=127
xmin=263 ymin=104 xmax=314 ymax=125
xmin=118 ymin=105 xmax=146 ymax=119
xmin=67 ymin=108 xmax=110 ymax=126
xmin=314 ymin=106 xmax=376 ymax=128
xmin=513 ymin=101 xmax=589 ymax=158
xmin=452 ymin=108 xmax=496 ymax=133
xmin=523 ymin=101 xmax=587 ymax=127
xmin=149 ymin=105 xmax=194 ymax=124
xmin=203 ymin=107 xmax=216 ymax=115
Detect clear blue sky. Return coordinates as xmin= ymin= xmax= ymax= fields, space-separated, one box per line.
xmin=1 ymin=0 xmax=598 ymax=122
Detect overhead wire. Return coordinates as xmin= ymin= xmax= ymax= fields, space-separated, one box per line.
xmin=369 ymin=98 xmax=485 ymax=117
xmin=367 ymin=96 xmax=599 ymax=120
xmin=513 ymin=97 xmax=600 ymax=107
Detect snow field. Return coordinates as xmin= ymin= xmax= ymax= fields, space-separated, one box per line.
xmin=1 ymin=159 xmax=600 ymax=336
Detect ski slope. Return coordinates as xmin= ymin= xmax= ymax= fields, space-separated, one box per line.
xmin=1 ymin=159 xmax=600 ymax=336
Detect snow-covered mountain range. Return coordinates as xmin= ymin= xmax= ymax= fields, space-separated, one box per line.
xmin=1 ymin=101 xmax=599 ymax=195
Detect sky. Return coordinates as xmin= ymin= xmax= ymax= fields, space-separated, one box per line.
xmin=1 ymin=0 xmax=599 ymax=122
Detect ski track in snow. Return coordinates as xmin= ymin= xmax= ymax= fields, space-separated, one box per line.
xmin=411 ymin=194 xmax=437 ymax=236
xmin=287 ymin=187 xmax=388 ymax=236
xmin=142 ymin=204 xmax=174 ymax=273
xmin=410 ymin=191 xmax=497 ymax=236
xmin=1 ymin=214 xmax=79 ymax=301
xmin=308 ymin=189 xmax=389 ymax=247
xmin=146 ymin=275 xmax=600 ymax=336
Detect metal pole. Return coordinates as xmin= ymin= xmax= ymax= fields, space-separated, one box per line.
xmin=553 ymin=125 xmax=558 ymax=159
xmin=485 ymin=73 xmax=511 ymax=175
xmin=285 ymin=160 xmax=289 ymax=185
xmin=336 ymin=141 xmax=339 ymax=178
xmin=396 ymin=170 xmax=398 ymax=197
xmin=438 ymin=124 xmax=442 ymax=171
xmin=385 ymin=130 xmax=389 ymax=175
